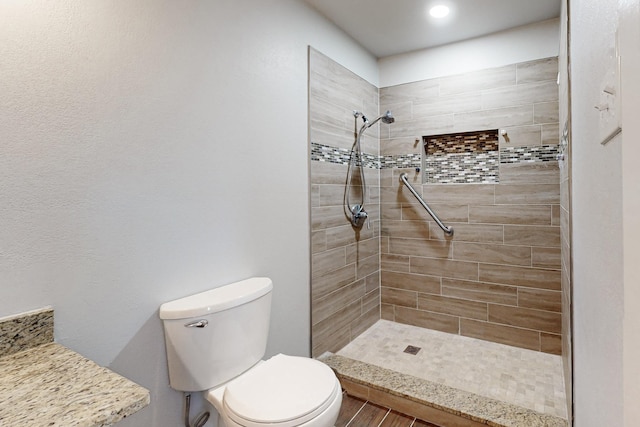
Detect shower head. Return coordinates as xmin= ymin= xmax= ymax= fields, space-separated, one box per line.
xmin=364 ymin=110 xmax=395 ymax=128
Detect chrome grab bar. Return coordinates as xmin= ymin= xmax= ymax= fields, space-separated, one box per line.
xmin=399 ymin=173 xmax=454 ymax=236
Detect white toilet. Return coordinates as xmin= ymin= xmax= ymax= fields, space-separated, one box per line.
xmin=159 ymin=277 xmax=342 ymax=427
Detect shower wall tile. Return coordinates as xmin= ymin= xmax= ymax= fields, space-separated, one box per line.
xmin=381 ymin=287 xmax=418 ymax=308
xmin=378 ymin=59 xmax=560 ymax=354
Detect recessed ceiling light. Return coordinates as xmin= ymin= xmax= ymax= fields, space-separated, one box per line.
xmin=429 ymin=5 xmax=450 ymax=18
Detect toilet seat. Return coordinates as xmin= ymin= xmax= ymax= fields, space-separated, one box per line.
xmin=222 ymin=354 xmax=340 ymax=427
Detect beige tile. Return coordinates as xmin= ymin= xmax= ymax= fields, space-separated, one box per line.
xmin=453 ymin=242 xmax=531 ymax=266
xmin=312 ymin=247 xmax=346 ymax=278
xmin=439 ymin=64 xmax=516 ymax=96
xmin=338 ymin=378 xmax=370 ymax=401
xmin=441 ymin=278 xmax=518 ymax=306
xmin=479 ymin=264 xmax=561 ymax=290
xmin=312 ymin=280 xmax=366 ymax=325
xmin=350 ymin=305 xmax=380 ymax=339
xmin=499 ymin=162 xmax=559 ymax=185
xmin=552 ymin=205 xmax=561 ymax=226
xmin=381 ymin=220 xmax=431 ymax=239
xmin=310 ymin=124 xmax=354 ymax=150
xmin=481 ymin=81 xmax=558 ymax=110
xmin=429 ymin=222 xmax=504 ymax=244
xmin=318 ymin=184 xmax=346 ymax=207
xmin=417 ymin=294 xmax=488 ymax=321
xmin=381 ymin=136 xmax=421 ymax=156
xmin=381 ymin=254 xmax=411 ymax=272
xmin=540 ymin=333 xmax=562 ymax=355
xmin=410 ymin=257 xmax=478 ymax=281
xmin=534 ymin=101 xmax=560 ymax=124
xmin=362 ymin=288 xmax=381 ymax=314
xmin=381 ymin=287 xmax=417 ymax=308
xmin=380 ymin=79 xmax=440 ymax=104
xmin=381 ymin=203 xmax=403 ymax=220
xmin=312 ymin=300 xmax=361 ymax=356
xmin=311 ymin=184 xmax=320 ymax=208
xmin=499 ymin=125 xmax=542 ymax=147
xmin=421 ymin=184 xmax=495 ymax=204
xmin=469 ymin=204 xmax=551 ymax=225
xmin=311 ymin=230 xmax=327 ymax=254
xmin=381 ymin=303 xmax=395 ymax=320
xmin=542 ymin=123 xmax=561 ymax=145
xmin=325 ymin=225 xmax=358 ymax=250
xmin=391 ymin=114 xmax=455 ymax=139
xmin=357 ymin=253 xmax=380 ymax=279
xmin=518 ymin=288 xmax=562 ymax=312
xmin=532 ymin=247 xmax=562 ymax=269
xmin=365 ymin=271 xmax=380 ymax=293
xmin=504 ymin=225 xmax=560 ymax=247
xmin=412 ymin=92 xmax=482 ymax=118
xmin=312 ymin=264 xmax=357 ymax=300
xmin=346 ymin=237 xmax=379 ymax=264
xmin=488 ymin=304 xmax=561 ymax=334
xmin=454 ymin=105 xmax=533 ymax=132
xmin=517 ymin=57 xmax=559 ymax=84
xmin=460 ymin=318 xmax=540 ymax=351
xmin=312 ymin=205 xmax=349 ymax=230
xmin=381 ymin=271 xmax=441 ymax=294
xmin=395 ymin=306 xmax=459 ymax=334
xmin=495 ymin=183 xmax=559 ymax=204
xmin=388 ymin=237 xmax=452 ymax=259
xmin=402 ymin=203 xmax=469 ymax=223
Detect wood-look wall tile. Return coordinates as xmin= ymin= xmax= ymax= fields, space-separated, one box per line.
xmin=312 ymin=247 xmax=346 ymax=278
xmin=346 ymin=237 xmax=379 ymax=264
xmin=402 ymin=203 xmax=469 ymax=223
xmin=479 ymin=263 xmax=561 ymax=290
xmin=312 ymin=205 xmax=349 ymax=230
xmin=540 ymin=332 xmax=562 ymax=355
xmin=421 ymin=184 xmax=495 ymax=204
xmin=453 ymin=242 xmax=531 ymax=266
xmin=380 ymin=79 xmax=440 ymax=105
xmin=417 ymin=294 xmax=488 ymax=321
xmin=429 ymin=223 xmax=504 ymax=244
xmin=381 ymin=136 xmax=421 ymax=156
xmin=381 ymin=287 xmax=417 ymax=308
xmin=499 ymin=162 xmax=559 ymax=185
xmin=312 ymin=264 xmax=357 ymax=300
xmin=362 ymin=288 xmax=381 ymax=313
xmin=516 ymin=57 xmax=558 ymax=84
xmin=504 ymin=225 xmax=560 ymax=247
xmin=394 ymin=306 xmax=459 ymax=334
xmin=311 ymin=184 xmax=320 ymax=208
xmin=311 ymin=161 xmax=349 ymax=185
xmin=312 ymin=230 xmax=327 ymax=254
xmin=350 ymin=305 xmax=380 ymax=339
xmin=365 ymin=271 xmax=380 ymax=293
xmin=410 ymin=257 xmax=478 ymax=281
xmin=454 ymin=105 xmax=533 ymax=132
xmin=312 ymin=300 xmax=361 ymax=356
xmin=534 ymin=101 xmax=560 ymax=124
xmin=469 ymin=204 xmax=551 ymax=225
xmin=488 ymin=304 xmax=561 ymax=334
xmin=460 ymin=319 xmax=540 ymax=351
xmin=552 ymin=205 xmax=561 ymax=226
xmin=381 ymin=271 xmax=441 ymax=294
xmin=357 ymin=254 xmax=380 ymax=279
xmin=388 ymin=237 xmax=452 ymax=259
xmin=532 ymin=247 xmax=562 ymax=269
xmin=438 ymin=65 xmax=516 ymax=96
xmin=481 ymin=81 xmax=558 ymax=111
xmin=412 ymin=92 xmax=482 ymax=118
xmin=495 ymin=184 xmax=560 ymax=204
xmin=381 ymin=303 xmax=395 ymax=320
xmin=381 ymin=254 xmax=411 ymax=272
xmin=499 ymin=125 xmax=542 ymax=147
xmin=441 ymin=278 xmax=518 ymax=306
xmin=391 ymin=115 xmax=455 ymax=139
xmin=312 ymin=280 xmax=366 ymax=325
xmin=381 ymin=220 xmax=430 ymax=239
xmin=518 ymin=288 xmax=562 ymax=312
xmin=541 ymin=123 xmax=560 ymax=145
xmin=326 ymin=225 xmax=358 ymax=250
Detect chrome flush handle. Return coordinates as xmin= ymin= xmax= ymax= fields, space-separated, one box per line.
xmin=184 ymin=320 xmax=208 ymax=328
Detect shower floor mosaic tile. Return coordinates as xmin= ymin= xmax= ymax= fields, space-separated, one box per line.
xmin=337 ymin=320 xmax=567 ymax=419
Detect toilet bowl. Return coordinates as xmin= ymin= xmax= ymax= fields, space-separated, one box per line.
xmin=159 ymin=277 xmax=342 ymax=427
xmin=206 ymin=354 xmax=342 ymax=427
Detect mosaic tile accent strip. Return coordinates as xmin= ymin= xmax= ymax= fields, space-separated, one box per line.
xmin=380 ymin=153 xmax=421 ymax=170
xmin=310 ymin=142 xmax=379 ymax=169
xmin=0 ymin=307 xmax=54 ymax=357
xmin=500 ymin=144 xmax=559 ymax=163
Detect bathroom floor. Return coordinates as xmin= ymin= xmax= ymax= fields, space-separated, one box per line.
xmin=336 ymin=320 xmax=567 ymax=419
xmin=337 ymin=393 xmax=438 ymax=427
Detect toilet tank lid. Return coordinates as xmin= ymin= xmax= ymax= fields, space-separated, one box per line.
xmin=159 ymin=277 xmax=273 ymax=320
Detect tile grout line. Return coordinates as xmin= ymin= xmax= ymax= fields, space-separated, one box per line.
xmin=344 ymin=397 xmax=368 ymax=427
xmin=376 ymin=408 xmax=391 ymax=427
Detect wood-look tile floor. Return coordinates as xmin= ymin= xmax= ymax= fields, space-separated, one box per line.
xmin=337 ymin=393 xmax=439 ymax=427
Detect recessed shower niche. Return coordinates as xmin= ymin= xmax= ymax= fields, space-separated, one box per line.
xmin=422 ymin=129 xmax=499 ymax=184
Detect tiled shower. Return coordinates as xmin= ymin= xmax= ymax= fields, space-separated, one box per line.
xmin=310 ymin=46 xmax=563 ymax=356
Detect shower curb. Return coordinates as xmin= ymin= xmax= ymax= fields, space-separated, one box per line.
xmin=318 ymin=353 xmax=567 ymax=427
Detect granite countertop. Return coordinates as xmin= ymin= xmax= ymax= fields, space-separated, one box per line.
xmin=0 ymin=308 xmax=150 ymax=426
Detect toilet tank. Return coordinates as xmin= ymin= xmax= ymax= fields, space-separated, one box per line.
xmin=159 ymin=277 xmax=273 ymax=392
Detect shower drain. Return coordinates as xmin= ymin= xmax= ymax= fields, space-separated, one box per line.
xmin=403 ymin=345 xmax=421 ymax=355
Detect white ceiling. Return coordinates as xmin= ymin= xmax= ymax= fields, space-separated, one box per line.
xmin=303 ymin=0 xmax=562 ymax=58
